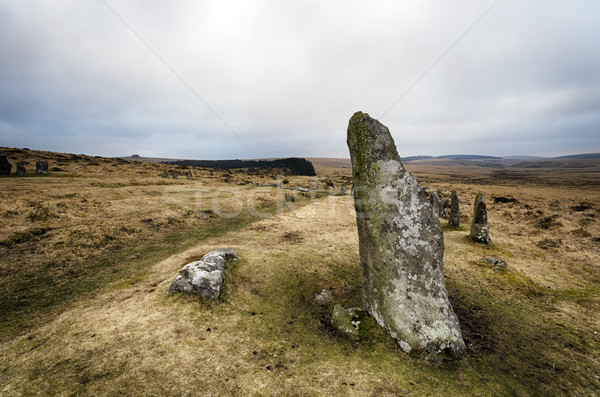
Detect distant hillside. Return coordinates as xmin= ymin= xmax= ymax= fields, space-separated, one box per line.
xmin=556 ymin=153 xmax=600 ymax=159
xmin=402 ymin=156 xmax=434 ymax=162
xmin=502 ymin=155 xmax=546 ymax=160
xmin=436 ymin=154 xmax=502 ymax=160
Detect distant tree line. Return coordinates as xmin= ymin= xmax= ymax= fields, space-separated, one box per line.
xmin=162 ymin=157 xmax=317 ymax=176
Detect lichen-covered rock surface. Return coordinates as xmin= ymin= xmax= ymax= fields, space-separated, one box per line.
xmin=167 ymin=248 xmax=238 ymax=299
xmin=331 ymin=304 xmax=361 ymax=341
xmin=347 ymin=111 xmax=465 ymax=361
xmin=470 ymin=193 xmax=491 ymax=244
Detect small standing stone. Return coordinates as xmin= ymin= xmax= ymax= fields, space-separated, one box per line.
xmin=172 ymin=171 xmax=179 ymax=179
xmin=430 ymin=191 xmax=440 ymax=217
xmin=16 ymin=162 xmax=26 ymax=176
xmin=470 ymin=193 xmax=491 ymax=244
xmin=186 ymin=171 xmax=193 ymax=180
xmin=440 ymin=198 xmax=450 ymax=218
xmin=0 ymin=155 xmax=12 ymax=176
xmin=162 ymin=170 xmax=169 ymax=178
xmin=350 ymin=185 xmax=355 ymax=196
xmin=36 ymin=161 xmax=49 ymax=175
xmin=340 ymin=185 xmax=348 ymax=195
xmin=449 ymin=190 xmax=460 ymax=227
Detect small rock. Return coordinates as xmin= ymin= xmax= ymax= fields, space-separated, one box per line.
xmin=0 ymin=155 xmax=12 ymax=176
xmin=36 ymin=161 xmax=49 ymax=175
xmin=331 ymin=304 xmax=361 ymax=341
xmin=314 ymin=289 xmax=333 ymax=305
xmin=481 ymin=257 xmax=506 ymax=268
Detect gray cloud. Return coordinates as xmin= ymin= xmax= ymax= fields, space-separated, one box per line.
xmin=1 ymin=0 xmax=599 ymax=159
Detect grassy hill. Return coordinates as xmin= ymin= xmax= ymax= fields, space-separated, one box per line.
xmin=0 ymin=147 xmax=599 ymax=395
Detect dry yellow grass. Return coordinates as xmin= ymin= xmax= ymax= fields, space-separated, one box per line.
xmin=1 ymin=148 xmax=599 ymax=395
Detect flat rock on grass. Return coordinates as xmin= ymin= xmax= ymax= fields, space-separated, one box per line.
xmin=167 ymin=248 xmax=238 ymax=299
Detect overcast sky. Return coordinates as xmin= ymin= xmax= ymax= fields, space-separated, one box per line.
xmin=1 ymin=0 xmax=599 ymax=159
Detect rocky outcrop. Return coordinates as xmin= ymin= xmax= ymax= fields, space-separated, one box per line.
xmin=470 ymin=193 xmax=491 ymax=244
xmin=347 ymin=111 xmax=464 ymax=361
xmin=167 ymin=248 xmax=238 ymax=299
xmin=449 ymin=190 xmax=460 ymax=227
xmin=0 ymin=155 xmax=11 ymax=176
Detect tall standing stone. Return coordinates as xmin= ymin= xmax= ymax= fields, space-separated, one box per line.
xmin=470 ymin=193 xmax=491 ymax=244
xmin=0 ymin=155 xmax=11 ymax=176
xmin=430 ymin=191 xmax=440 ymax=218
xmin=16 ymin=162 xmax=26 ymax=176
xmin=449 ymin=190 xmax=460 ymax=227
xmin=36 ymin=161 xmax=49 ymax=175
xmin=347 ymin=112 xmax=464 ymax=361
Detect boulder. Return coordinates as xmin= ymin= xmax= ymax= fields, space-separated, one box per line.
xmin=0 ymin=155 xmax=11 ymax=176
xmin=449 ymin=190 xmax=460 ymax=227
xmin=16 ymin=162 xmax=26 ymax=176
xmin=36 ymin=161 xmax=49 ymax=175
xmin=167 ymin=248 xmax=238 ymax=299
xmin=470 ymin=193 xmax=491 ymax=244
xmin=430 ymin=191 xmax=440 ymax=217
xmin=347 ymin=111 xmax=464 ymax=361
xmin=331 ymin=304 xmax=361 ymax=341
